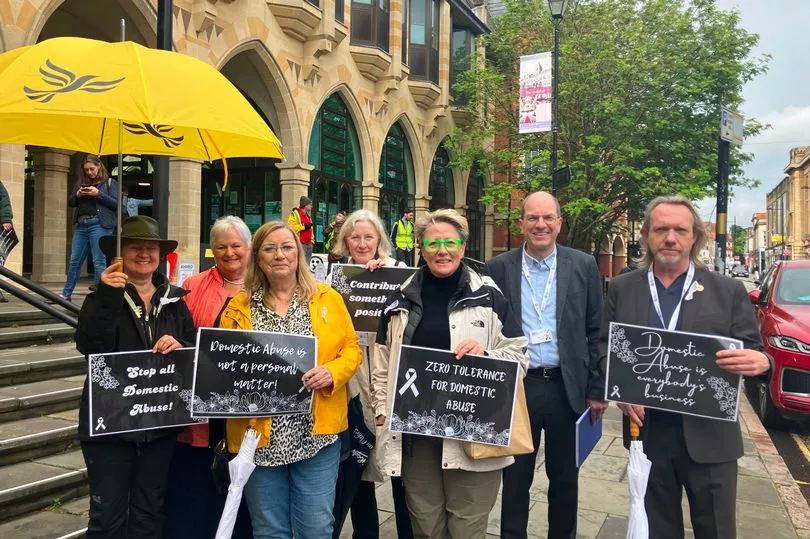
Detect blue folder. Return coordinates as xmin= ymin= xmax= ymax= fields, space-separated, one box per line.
xmin=575 ymin=407 xmax=603 ymax=468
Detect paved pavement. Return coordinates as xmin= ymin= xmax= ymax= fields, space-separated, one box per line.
xmin=342 ymin=403 xmax=810 ymax=538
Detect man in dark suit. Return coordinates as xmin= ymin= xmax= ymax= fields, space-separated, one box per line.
xmin=599 ymin=195 xmax=770 ymax=538
xmin=487 ymin=191 xmax=606 ymax=539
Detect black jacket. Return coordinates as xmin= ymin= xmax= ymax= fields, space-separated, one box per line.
xmin=76 ymin=273 xmax=195 ymax=443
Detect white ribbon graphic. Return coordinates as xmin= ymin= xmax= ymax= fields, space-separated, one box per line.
xmin=398 ymin=368 xmax=419 ymax=397
xmin=95 ymin=417 xmax=106 ymax=431
xmin=610 ymin=385 xmax=621 ymax=399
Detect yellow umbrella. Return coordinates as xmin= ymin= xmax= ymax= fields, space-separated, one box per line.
xmin=0 ymin=36 xmax=282 ymax=160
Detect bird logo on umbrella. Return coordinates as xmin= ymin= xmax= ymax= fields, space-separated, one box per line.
xmin=23 ymin=60 xmax=125 ymax=103
xmin=123 ymin=122 xmax=185 ymax=148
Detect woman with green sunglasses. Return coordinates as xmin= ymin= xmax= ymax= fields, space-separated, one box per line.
xmin=372 ymin=208 xmax=529 ymax=538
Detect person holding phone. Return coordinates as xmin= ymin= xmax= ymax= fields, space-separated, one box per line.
xmin=61 ymin=154 xmax=118 ymax=301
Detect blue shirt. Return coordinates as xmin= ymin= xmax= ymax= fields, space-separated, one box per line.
xmin=521 ymin=245 xmax=559 ymax=368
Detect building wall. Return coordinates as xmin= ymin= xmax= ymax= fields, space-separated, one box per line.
xmin=0 ymin=0 xmax=493 ymax=280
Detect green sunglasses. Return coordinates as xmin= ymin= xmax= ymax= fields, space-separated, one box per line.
xmin=422 ymin=238 xmax=463 ymax=253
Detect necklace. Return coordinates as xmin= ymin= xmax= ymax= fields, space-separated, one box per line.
xmin=222 ymin=276 xmax=245 ymax=286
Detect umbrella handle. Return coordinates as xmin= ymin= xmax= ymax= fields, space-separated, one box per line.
xmin=629 ymin=421 xmax=641 ymax=438
xmin=112 ymin=257 xmax=123 ymax=272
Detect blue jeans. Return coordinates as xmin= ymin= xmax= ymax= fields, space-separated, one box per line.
xmin=63 ymin=217 xmax=112 ymax=297
xmin=244 ymin=440 xmax=340 ymax=539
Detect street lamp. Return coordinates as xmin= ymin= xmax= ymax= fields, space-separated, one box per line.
xmin=548 ymin=0 xmax=568 ymax=196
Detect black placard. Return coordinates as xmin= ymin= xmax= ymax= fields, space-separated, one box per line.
xmin=0 ymin=226 xmax=19 ymax=265
xmin=191 ymin=327 xmax=316 ymax=418
xmin=88 ymin=348 xmax=200 ymax=436
xmin=329 ymin=264 xmax=416 ymax=333
xmin=605 ymin=322 xmax=744 ymax=421
xmin=390 ymin=345 xmax=520 ymax=446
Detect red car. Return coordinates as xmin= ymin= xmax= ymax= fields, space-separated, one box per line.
xmin=747 ymin=260 xmax=810 ymax=427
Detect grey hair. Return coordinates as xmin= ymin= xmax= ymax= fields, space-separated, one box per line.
xmin=640 ymin=195 xmax=707 ymax=268
xmin=209 ymin=215 xmax=252 ymax=247
xmin=520 ymin=191 xmax=562 ymax=218
xmin=415 ymin=208 xmax=469 ymax=244
xmin=332 ymin=209 xmax=394 ymax=260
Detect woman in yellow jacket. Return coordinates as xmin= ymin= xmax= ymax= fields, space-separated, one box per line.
xmin=220 ymin=221 xmax=362 ymax=539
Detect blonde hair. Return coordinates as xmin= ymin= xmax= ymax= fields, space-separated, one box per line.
xmin=332 ymin=209 xmax=393 ymax=260
xmin=415 ymin=208 xmax=469 ymax=244
xmin=247 ymin=221 xmax=319 ymax=306
xmin=640 ymin=196 xmax=707 ymax=268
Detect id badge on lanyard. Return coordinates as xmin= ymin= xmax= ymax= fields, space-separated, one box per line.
xmin=522 ymin=253 xmax=556 ymax=344
xmin=648 ymin=262 xmax=694 ymax=331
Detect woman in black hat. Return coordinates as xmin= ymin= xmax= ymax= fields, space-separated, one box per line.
xmin=75 ymin=216 xmax=195 ymax=539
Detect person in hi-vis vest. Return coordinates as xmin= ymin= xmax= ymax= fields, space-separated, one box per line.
xmin=288 ymin=196 xmax=315 ymax=263
xmin=390 ymin=208 xmax=414 ymax=266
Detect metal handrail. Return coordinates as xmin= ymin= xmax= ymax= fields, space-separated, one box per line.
xmin=0 ymin=265 xmax=79 ymax=328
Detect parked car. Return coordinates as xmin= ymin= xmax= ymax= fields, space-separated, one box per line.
xmin=746 ymin=260 xmax=810 ymax=427
xmin=731 ymin=265 xmax=749 ymax=278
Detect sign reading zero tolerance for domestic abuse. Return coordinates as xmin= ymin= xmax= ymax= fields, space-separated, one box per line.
xmin=390 ymin=345 xmax=520 ymax=446
xmin=605 ymin=322 xmax=743 ymax=421
xmin=191 ymin=327 xmax=316 ymax=418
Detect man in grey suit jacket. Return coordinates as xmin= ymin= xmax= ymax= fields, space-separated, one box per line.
xmin=599 ymin=195 xmax=770 ymax=538
xmin=487 ymin=191 xmax=606 ymax=539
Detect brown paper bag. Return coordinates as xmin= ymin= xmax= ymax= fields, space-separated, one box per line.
xmin=462 ymin=375 xmax=534 ymax=459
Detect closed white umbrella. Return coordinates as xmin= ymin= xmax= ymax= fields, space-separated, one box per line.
xmin=215 ymin=425 xmax=262 ymax=539
xmin=626 ymin=421 xmax=651 ymax=539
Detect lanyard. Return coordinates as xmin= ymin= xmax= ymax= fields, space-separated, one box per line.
xmin=521 ymin=252 xmax=557 ymax=324
xmin=647 ymin=262 xmax=694 ymax=331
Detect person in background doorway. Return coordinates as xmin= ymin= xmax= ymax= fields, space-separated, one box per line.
xmin=61 ymin=155 xmax=118 ymax=302
xmin=121 ymin=186 xmax=153 ymax=217
xmin=0 ymin=179 xmax=14 ymax=302
xmin=390 ymin=209 xmax=415 ymax=266
xmin=325 ymin=211 xmax=346 ymax=266
xmin=289 ymin=195 xmax=315 ymax=263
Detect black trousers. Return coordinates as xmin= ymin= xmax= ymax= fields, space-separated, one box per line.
xmin=81 ymin=436 xmax=176 ymax=539
xmin=395 ymin=248 xmax=413 ymax=267
xmin=501 ymin=373 xmax=578 ymax=539
xmin=645 ymin=420 xmax=737 ymax=539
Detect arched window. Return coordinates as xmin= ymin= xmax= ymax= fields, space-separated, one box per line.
xmin=308 ymin=94 xmax=363 ymax=250
xmin=379 ymin=123 xmax=416 ymax=234
xmin=465 ymin=169 xmax=485 ymax=261
xmin=428 ymin=145 xmax=454 ymax=210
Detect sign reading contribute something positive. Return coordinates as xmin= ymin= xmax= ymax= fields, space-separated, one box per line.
xmin=390 ymin=345 xmax=521 ymax=446
xmin=329 ymin=264 xmax=416 ymax=333
xmin=191 ymin=328 xmax=316 ymax=418
xmin=88 ymin=348 xmax=199 ymax=436
xmin=605 ymin=322 xmax=743 ymax=421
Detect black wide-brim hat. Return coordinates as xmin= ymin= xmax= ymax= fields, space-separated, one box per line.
xmin=99 ymin=216 xmax=178 ymax=258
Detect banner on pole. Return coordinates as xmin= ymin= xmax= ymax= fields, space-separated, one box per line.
xmin=518 ymin=52 xmax=552 ymax=134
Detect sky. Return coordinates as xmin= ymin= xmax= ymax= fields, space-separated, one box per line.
xmin=695 ymin=0 xmax=810 ymax=229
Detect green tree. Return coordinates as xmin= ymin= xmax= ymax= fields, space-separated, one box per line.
xmin=449 ymin=0 xmax=769 ymax=250
xmin=730 ymin=224 xmax=747 ymax=255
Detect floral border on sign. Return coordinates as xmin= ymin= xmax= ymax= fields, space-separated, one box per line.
xmin=610 ymin=326 xmax=638 ymax=364
xmin=182 ymin=389 xmax=311 ymax=415
xmin=90 ymin=356 xmax=120 ymax=390
xmin=391 ymin=410 xmax=510 ymax=446
xmin=330 ymin=266 xmax=353 ymax=295
xmin=706 ymin=376 xmax=738 ymax=418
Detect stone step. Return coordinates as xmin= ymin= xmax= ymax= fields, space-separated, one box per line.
xmin=0 ymin=496 xmax=87 ymax=538
xmin=0 ymin=308 xmax=63 ymax=328
xmin=0 ymin=449 xmax=88 ymax=523
xmin=0 ymin=411 xmax=79 ymax=467
xmin=0 ymin=324 xmax=75 ymax=350
xmin=0 ymin=342 xmax=84 ymax=387
xmin=0 ymin=377 xmax=84 ymax=423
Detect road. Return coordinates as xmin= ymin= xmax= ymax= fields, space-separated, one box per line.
xmin=736 ymin=275 xmax=810 ymax=505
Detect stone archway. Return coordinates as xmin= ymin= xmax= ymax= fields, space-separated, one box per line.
xmin=32 ymin=0 xmax=155 ymax=45
xmin=611 ymin=234 xmax=627 ymax=276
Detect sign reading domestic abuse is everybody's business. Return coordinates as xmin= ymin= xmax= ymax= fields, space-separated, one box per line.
xmin=605 ymin=322 xmax=743 ymax=421
xmin=329 ymin=264 xmax=416 ymax=333
xmin=390 ymin=345 xmax=520 ymax=446
xmin=88 ymin=348 xmax=199 ymax=436
xmin=191 ymin=328 xmax=316 ymax=418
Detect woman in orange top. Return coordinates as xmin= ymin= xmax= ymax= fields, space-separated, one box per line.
xmin=221 ymin=221 xmax=361 ymax=538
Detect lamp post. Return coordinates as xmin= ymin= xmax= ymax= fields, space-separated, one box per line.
xmin=548 ymin=0 xmax=567 ymax=196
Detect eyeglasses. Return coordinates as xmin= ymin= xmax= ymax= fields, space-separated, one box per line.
xmin=259 ymin=244 xmax=296 ymax=255
xmin=422 ymin=238 xmax=463 ymax=253
xmin=524 ymin=214 xmax=559 ymax=224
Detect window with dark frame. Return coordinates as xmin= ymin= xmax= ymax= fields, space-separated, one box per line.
xmin=379 ymin=123 xmax=416 ymax=233
xmin=336 ymin=0 xmax=345 ymax=23
xmin=428 ymin=145 xmax=454 ymax=210
xmin=401 ymin=0 xmax=409 ymax=65
xmin=351 ymin=0 xmax=390 ymax=51
xmin=409 ymin=0 xmax=440 ymax=83
xmin=450 ymin=25 xmax=474 ymax=104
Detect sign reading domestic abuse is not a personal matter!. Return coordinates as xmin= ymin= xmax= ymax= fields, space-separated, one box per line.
xmin=605 ymin=322 xmax=743 ymax=421
xmin=329 ymin=264 xmax=416 ymax=333
xmin=191 ymin=327 xmax=316 ymax=418
xmin=390 ymin=345 xmax=521 ymax=447
xmin=88 ymin=348 xmax=200 ymax=436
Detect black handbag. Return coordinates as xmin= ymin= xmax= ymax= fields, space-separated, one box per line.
xmin=211 ymin=438 xmax=232 ymax=495
xmin=346 ymin=395 xmax=375 ymax=468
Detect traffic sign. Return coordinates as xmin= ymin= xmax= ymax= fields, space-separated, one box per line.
xmin=720 ymin=108 xmax=744 ymax=146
